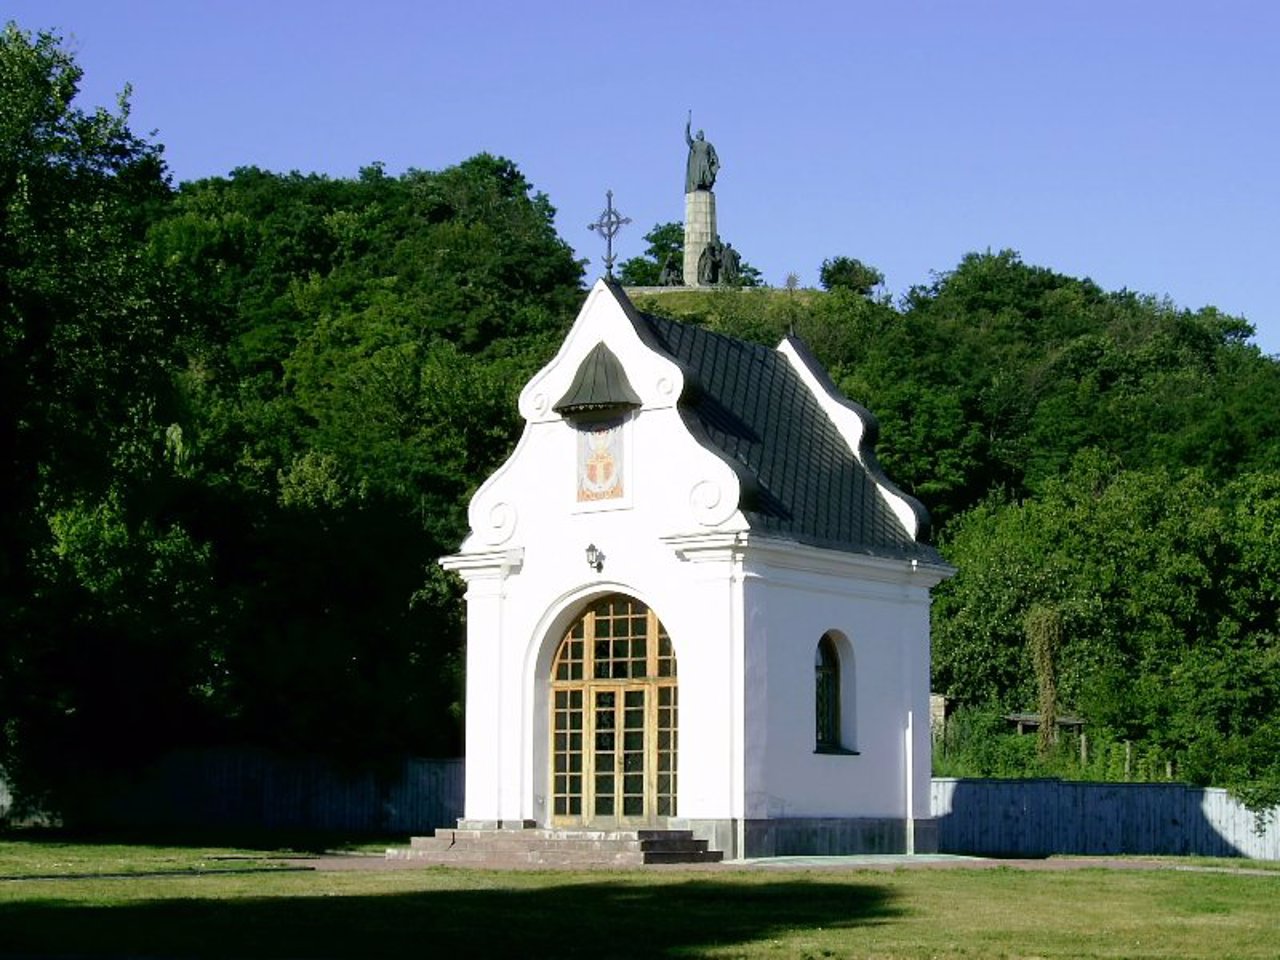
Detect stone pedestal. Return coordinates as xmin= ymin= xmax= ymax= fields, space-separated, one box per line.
xmin=683 ymin=190 xmax=717 ymax=287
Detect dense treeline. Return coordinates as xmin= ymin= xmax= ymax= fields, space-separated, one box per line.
xmin=3 ymin=26 xmax=1277 ymax=819
xmin=143 ymin=154 xmax=581 ymax=768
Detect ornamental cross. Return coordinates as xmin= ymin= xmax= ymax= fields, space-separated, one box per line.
xmin=587 ymin=189 xmax=632 ymax=278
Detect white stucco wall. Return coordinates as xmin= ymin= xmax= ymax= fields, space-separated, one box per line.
xmin=741 ymin=549 xmax=937 ymax=822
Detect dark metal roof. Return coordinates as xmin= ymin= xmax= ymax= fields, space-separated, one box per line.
xmin=606 ymin=282 xmax=939 ymax=562
xmin=554 ymin=341 xmax=642 ymax=416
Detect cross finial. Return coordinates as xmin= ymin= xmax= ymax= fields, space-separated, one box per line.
xmin=587 ymin=190 xmax=632 ymax=278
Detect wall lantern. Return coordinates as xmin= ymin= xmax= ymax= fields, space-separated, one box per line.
xmin=585 ymin=543 xmax=605 ymax=573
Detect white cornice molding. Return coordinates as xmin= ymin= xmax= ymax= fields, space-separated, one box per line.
xmin=664 ymin=531 xmax=953 ymax=586
xmin=439 ymin=547 xmax=525 ymax=580
xmin=661 ymin=531 xmax=750 ymax=563
xmin=748 ymin=536 xmax=954 ymax=586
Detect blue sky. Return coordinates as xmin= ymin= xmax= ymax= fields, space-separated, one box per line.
xmin=11 ymin=0 xmax=1279 ymax=354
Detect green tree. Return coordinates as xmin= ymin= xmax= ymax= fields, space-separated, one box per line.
xmin=619 ymin=221 xmax=684 ymax=285
xmin=933 ymin=451 xmax=1280 ymax=803
xmin=1025 ymin=604 xmax=1062 ymax=757
xmin=826 ymin=250 xmax=1280 ymax=530
xmin=819 ymin=256 xmax=883 ymax=295
xmin=0 ymin=24 xmax=218 ymax=810
xmin=144 ymin=155 xmax=585 ymax=767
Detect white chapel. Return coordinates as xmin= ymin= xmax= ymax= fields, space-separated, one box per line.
xmin=437 ymin=279 xmax=953 ymax=859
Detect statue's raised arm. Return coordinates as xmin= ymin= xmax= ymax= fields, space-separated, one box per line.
xmin=684 ymin=112 xmax=719 ymax=193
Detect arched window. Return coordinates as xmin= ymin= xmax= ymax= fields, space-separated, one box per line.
xmin=815 ymin=633 xmax=841 ymax=751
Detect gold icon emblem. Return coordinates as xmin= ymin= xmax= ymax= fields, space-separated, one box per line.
xmin=578 ymin=420 xmax=624 ymax=501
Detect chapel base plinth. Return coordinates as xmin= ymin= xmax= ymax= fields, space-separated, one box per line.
xmin=677 ymin=817 xmax=933 ymax=859
xmin=683 ymin=190 xmax=717 ymax=287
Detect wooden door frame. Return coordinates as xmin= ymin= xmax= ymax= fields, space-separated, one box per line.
xmin=548 ymin=595 xmax=677 ymax=828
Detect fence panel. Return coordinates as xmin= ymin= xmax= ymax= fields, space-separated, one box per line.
xmin=75 ymin=749 xmax=465 ymax=834
xmin=12 ymin=760 xmax=1279 ymax=858
xmin=931 ymin=778 xmax=1278 ymax=859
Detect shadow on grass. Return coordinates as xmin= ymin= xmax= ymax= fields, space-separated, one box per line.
xmin=0 ymin=874 xmax=900 ymax=958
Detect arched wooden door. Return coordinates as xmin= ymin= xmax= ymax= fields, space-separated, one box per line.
xmin=550 ymin=595 xmax=677 ymax=827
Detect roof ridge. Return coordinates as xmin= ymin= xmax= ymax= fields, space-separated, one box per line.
xmin=779 ymin=335 xmax=933 ymax=543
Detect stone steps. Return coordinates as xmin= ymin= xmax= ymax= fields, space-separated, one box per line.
xmin=387 ymin=827 xmax=723 ymax=866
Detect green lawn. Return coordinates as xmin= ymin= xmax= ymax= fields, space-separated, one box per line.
xmin=0 ymin=841 xmax=295 ymax=879
xmin=0 ymin=840 xmax=1276 ymax=958
xmin=0 ymin=835 xmax=395 ymax=879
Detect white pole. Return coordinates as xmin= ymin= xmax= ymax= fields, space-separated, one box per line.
xmin=905 ymin=709 xmax=915 ymax=855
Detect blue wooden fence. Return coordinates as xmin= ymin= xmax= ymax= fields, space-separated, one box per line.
xmin=0 ymin=750 xmax=466 ymax=834
xmin=84 ymin=749 xmax=467 ymax=833
xmin=6 ymin=758 xmax=1278 ymax=858
xmin=930 ymin=778 xmax=1279 ymax=860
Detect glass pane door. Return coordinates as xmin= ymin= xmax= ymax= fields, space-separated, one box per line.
xmin=550 ymin=595 xmax=677 ymax=827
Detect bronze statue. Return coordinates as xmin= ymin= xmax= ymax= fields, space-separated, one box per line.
xmin=720 ymin=242 xmax=740 ymax=285
xmin=659 ymin=253 xmax=683 ymax=286
xmin=697 ymin=237 xmax=721 ymax=285
xmin=684 ymin=111 xmax=719 ymax=193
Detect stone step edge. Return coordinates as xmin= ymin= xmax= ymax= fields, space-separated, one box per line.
xmin=400 ymin=834 xmax=709 ymax=847
xmin=402 ymin=839 xmax=710 ymax=856
xmin=378 ymin=855 xmax=727 ymax=870
xmin=410 ymin=828 xmax=695 ymax=843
